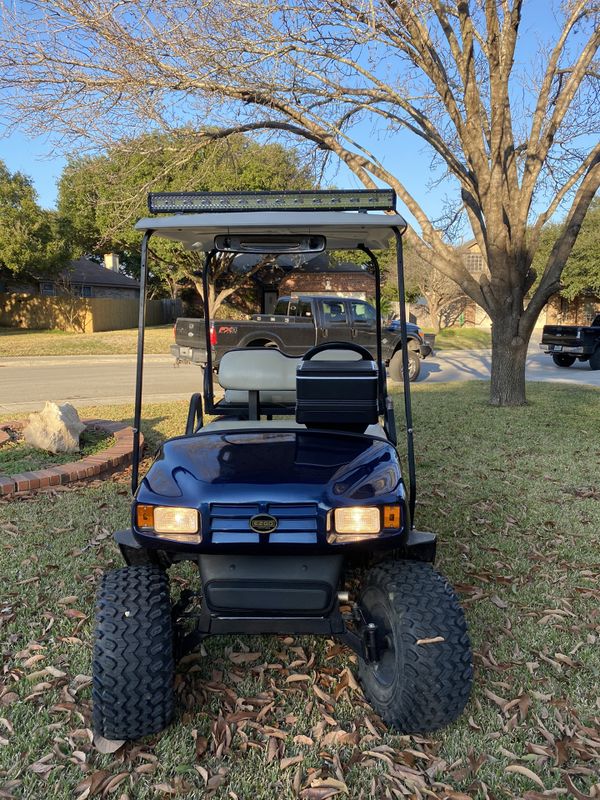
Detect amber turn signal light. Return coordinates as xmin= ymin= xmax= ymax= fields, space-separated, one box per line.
xmin=383 ymin=505 xmax=401 ymax=529
xmin=136 ymin=504 xmax=154 ymax=528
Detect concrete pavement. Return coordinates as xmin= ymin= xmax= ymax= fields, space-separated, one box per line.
xmin=2 ymin=343 xmax=599 ymax=413
xmin=419 ymin=339 xmax=600 ymax=387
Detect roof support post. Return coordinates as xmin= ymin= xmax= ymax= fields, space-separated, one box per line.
xmin=202 ymin=250 xmax=217 ymax=412
xmin=131 ymin=229 xmax=153 ymax=494
xmin=393 ymin=228 xmax=416 ymax=528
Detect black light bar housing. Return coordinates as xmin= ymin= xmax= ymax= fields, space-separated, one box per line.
xmin=147 ymin=189 xmax=396 ymax=214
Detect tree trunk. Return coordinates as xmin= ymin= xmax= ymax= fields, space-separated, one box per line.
xmin=489 ymin=315 xmax=533 ymax=406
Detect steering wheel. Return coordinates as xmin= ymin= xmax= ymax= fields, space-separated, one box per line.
xmin=301 ymin=342 xmax=373 ymax=361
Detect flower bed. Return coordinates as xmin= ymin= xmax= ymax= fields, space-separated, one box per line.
xmin=0 ymin=419 xmax=143 ymax=497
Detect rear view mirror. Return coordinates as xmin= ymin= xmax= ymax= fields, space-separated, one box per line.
xmin=214 ymin=234 xmax=326 ymax=254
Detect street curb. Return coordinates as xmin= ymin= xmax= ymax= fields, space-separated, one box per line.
xmin=0 ymin=419 xmax=143 ymax=497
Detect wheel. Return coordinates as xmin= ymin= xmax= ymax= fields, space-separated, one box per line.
xmin=552 ymin=353 xmax=576 ymax=367
xmin=247 ymin=339 xmax=278 ymax=349
xmin=357 ymin=560 xmax=472 ymax=733
xmin=389 ymin=349 xmax=421 ymax=382
xmin=589 ymin=348 xmax=600 ymax=370
xmin=92 ymin=565 xmax=174 ymax=740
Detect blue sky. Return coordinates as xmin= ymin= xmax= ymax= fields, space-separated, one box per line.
xmin=0 ymin=1 xmax=577 ymax=232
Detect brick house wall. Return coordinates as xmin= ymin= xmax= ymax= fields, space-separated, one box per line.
xmin=279 ymin=270 xmax=375 ymax=299
xmin=546 ymin=293 xmax=600 ymax=325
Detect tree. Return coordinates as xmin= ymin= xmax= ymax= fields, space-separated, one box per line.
xmin=0 ymin=161 xmax=66 ymax=277
xmin=1 ymin=1 xmax=598 ymax=403
xmin=58 ymin=131 xmax=313 ymax=314
xmin=404 ymin=248 xmax=468 ymax=333
xmin=532 ymin=198 xmax=600 ymax=302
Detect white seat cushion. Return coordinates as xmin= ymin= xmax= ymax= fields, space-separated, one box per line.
xmin=218 ymin=348 xmax=300 ymax=391
xmin=224 ymin=389 xmax=296 ymax=404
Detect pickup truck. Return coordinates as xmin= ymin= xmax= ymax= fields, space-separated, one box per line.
xmin=171 ymin=295 xmax=433 ymax=381
xmin=540 ymin=314 xmax=600 ymax=370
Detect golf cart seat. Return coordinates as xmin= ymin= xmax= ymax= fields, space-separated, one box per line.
xmin=218 ymin=348 xmax=299 ymax=416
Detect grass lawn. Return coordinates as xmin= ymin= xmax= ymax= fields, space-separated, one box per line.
xmin=426 ymin=328 xmax=492 ymax=350
xmin=0 ymin=325 xmax=174 ymax=358
xmin=0 ymin=427 xmax=114 ymax=475
xmin=0 ymin=383 xmax=599 ymax=799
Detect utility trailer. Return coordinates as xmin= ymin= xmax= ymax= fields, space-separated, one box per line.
xmin=92 ymin=189 xmax=472 ymax=741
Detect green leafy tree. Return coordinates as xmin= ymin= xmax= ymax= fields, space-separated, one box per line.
xmin=0 ymin=161 xmax=66 ymax=277
xmin=533 ymin=199 xmax=600 ymax=302
xmin=58 ymin=131 xmax=313 ymax=313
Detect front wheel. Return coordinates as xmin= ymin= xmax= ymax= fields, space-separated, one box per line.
xmin=92 ymin=565 xmax=174 ymax=741
xmin=552 ymin=353 xmax=576 ymax=368
xmin=357 ymin=561 xmax=472 ymax=733
xmin=389 ymin=349 xmax=421 ymax=382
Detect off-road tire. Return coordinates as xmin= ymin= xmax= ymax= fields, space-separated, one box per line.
xmin=357 ymin=560 xmax=472 ymax=733
xmin=389 ymin=349 xmax=421 ymax=382
xmin=552 ymin=353 xmax=576 ymax=368
xmin=92 ymin=565 xmax=174 ymax=741
xmin=589 ymin=348 xmax=600 ymax=370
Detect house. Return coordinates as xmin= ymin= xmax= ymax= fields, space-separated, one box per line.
xmin=545 ymin=291 xmax=600 ymax=326
xmin=1 ymin=254 xmax=140 ymax=300
xmin=0 ymin=255 xmax=165 ymax=332
xmin=261 ymin=254 xmax=375 ymax=312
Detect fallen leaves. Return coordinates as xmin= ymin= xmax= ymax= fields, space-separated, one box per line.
xmin=505 ymin=763 xmax=545 ymax=788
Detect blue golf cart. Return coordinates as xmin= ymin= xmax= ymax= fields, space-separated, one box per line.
xmin=92 ymin=190 xmax=472 ymax=741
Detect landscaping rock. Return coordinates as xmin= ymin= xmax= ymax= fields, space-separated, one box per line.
xmin=23 ymin=402 xmax=86 ymax=454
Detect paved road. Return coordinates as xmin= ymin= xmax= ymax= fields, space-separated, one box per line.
xmin=0 ymin=355 xmax=205 ymax=414
xmin=1 ymin=343 xmax=599 ymax=413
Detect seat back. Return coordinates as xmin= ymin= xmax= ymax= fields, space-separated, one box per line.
xmin=218 ymin=348 xmax=300 ymax=417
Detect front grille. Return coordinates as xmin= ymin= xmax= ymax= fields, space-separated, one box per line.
xmin=209 ymin=502 xmax=318 ymax=544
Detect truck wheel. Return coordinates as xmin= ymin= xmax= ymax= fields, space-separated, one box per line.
xmin=589 ymin=348 xmax=600 ymax=370
xmin=357 ymin=561 xmax=472 ymax=733
xmin=92 ymin=565 xmax=174 ymax=741
xmin=389 ymin=349 xmax=421 ymax=382
xmin=247 ymin=339 xmax=278 ymax=349
xmin=552 ymin=353 xmax=576 ymax=367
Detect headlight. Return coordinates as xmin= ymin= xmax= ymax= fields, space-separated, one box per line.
xmin=334 ymin=507 xmax=380 ymax=534
xmin=154 ymin=507 xmax=198 ymax=534
xmin=136 ymin=505 xmax=200 ymax=542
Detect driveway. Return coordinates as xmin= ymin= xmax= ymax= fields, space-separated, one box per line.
xmin=1 ymin=343 xmax=599 ymax=413
xmin=420 ymin=340 xmax=600 ymax=387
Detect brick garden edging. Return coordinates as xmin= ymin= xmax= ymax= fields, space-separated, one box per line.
xmin=0 ymin=419 xmax=143 ymax=497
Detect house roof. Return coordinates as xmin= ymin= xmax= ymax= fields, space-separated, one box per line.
xmin=61 ymin=258 xmax=140 ymax=289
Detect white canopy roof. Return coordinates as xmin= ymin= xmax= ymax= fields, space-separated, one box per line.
xmin=134 ymin=211 xmax=407 ymax=250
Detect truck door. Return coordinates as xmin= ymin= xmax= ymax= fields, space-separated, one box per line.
xmin=286 ymin=298 xmax=319 ymax=357
xmin=349 ymin=299 xmax=378 ymax=358
xmin=317 ymin=299 xmax=354 ymax=345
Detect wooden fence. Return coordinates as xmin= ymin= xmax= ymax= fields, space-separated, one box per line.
xmin=0 ymin=294 xmax=180 ymax=332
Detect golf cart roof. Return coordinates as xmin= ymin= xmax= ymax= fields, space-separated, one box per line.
xmin=134 ymin=211 xmax=408 ymax=250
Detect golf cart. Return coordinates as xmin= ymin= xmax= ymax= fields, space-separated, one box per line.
xmin=92 ymin=190 xmax=472 ymax=741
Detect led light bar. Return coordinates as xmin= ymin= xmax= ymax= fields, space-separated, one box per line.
xmin=147 ymin=189 xmax=396 ymax=214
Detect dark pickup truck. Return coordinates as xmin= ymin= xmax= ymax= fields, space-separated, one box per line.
xmin=172 ymin=295 xmax=433 ymax=381
xmin=540 ymin=314 xmax=600 ymax=370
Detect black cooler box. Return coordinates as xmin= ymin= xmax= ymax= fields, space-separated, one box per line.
xmin=296 ymin=359 xmax=379 ymax=427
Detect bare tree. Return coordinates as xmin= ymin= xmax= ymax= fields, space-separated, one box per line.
xmin=404 ymin=250 xmax=469 ymax=333
xmin=1 ymin=0 xmax=598 ymax=404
